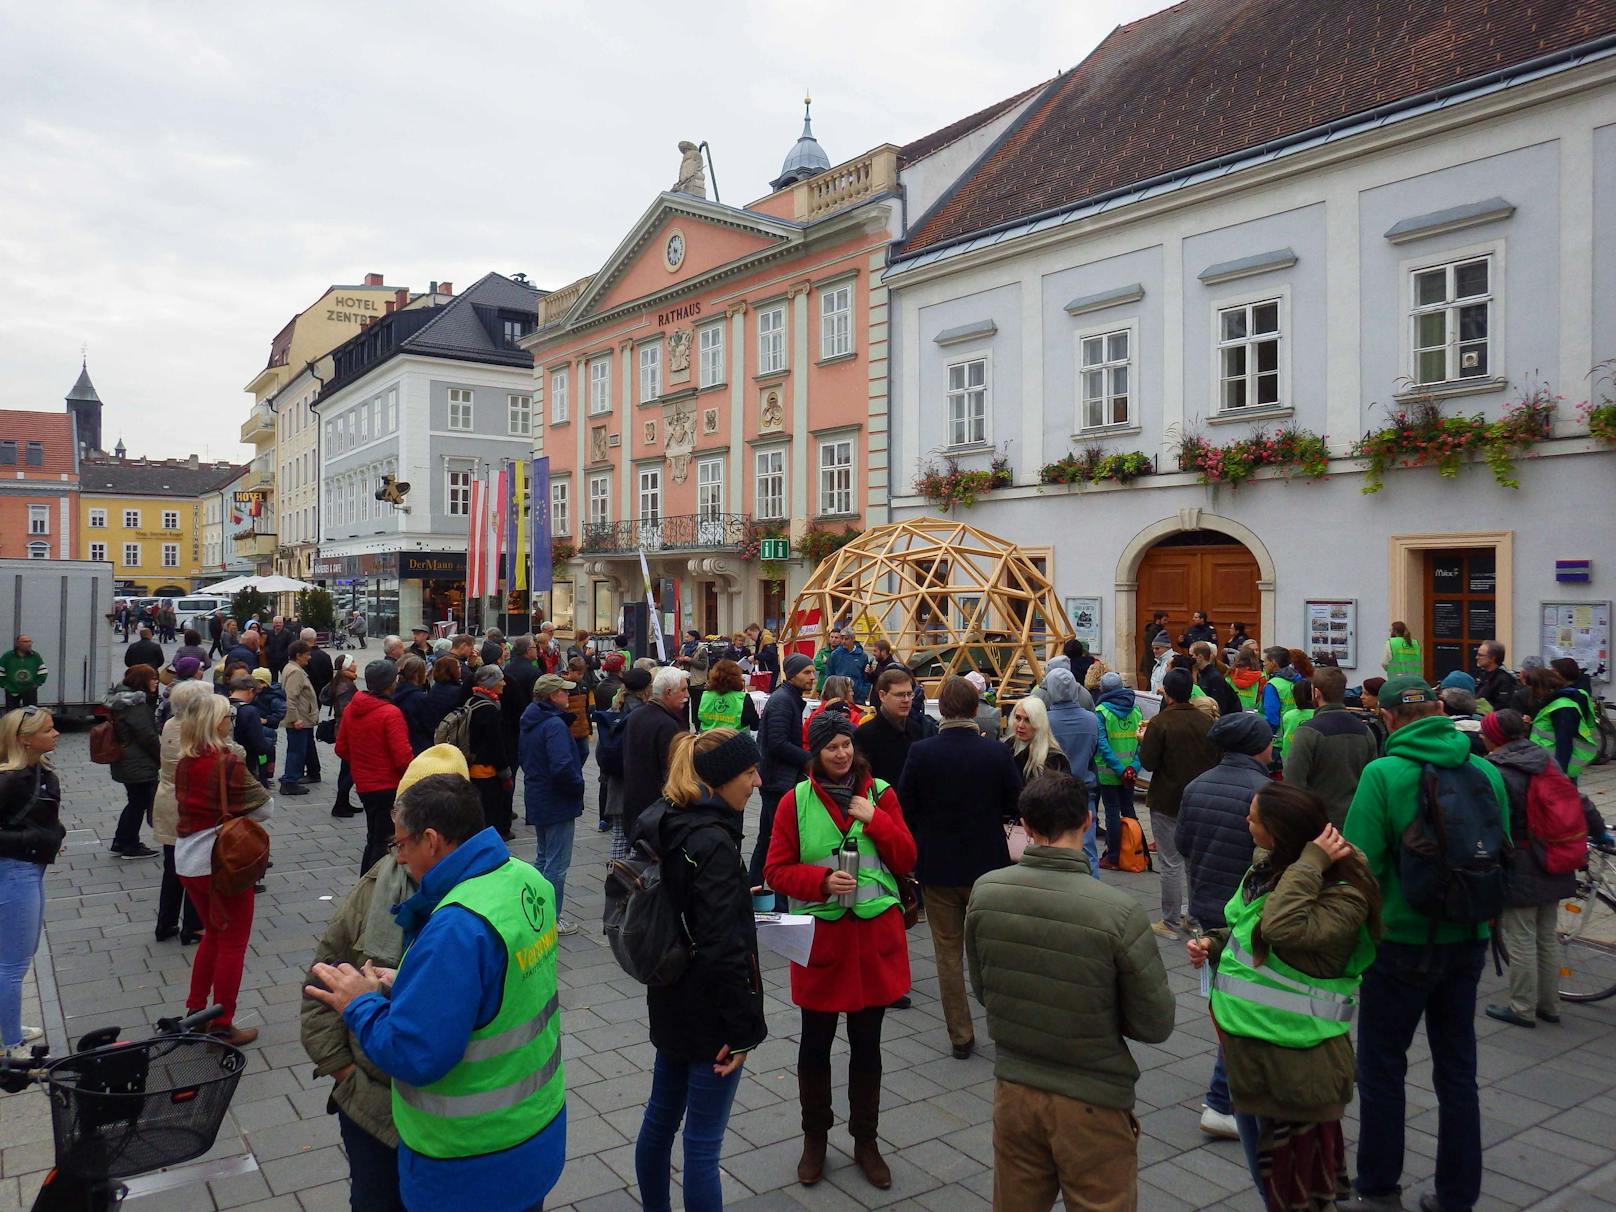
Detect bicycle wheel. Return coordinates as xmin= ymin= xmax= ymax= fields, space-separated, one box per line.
xmin=1593 ymin=707 xmax=1616 ymax=766
xmin=1558 ymin=851 xmax=1616 ymax=1003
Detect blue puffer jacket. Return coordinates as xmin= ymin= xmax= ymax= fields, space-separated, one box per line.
xmin=519 ymin=698 xmax=585 ymax=826
xmin=1173 ymin=753 xmax=1267 ymax=927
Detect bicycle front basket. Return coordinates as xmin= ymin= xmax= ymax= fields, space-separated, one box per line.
xmin=46 ymin=1034 xmax=246 ymax=1179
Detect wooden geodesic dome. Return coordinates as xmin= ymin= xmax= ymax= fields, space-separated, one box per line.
xmin=780 ymin=516 xmax=1074 ymax=702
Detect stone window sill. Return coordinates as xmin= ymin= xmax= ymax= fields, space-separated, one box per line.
xmin=815 ymin=352 xmax=858 ymax=368
xmin=1207 ymin=406 xmax=1294 ymax=427
xmin=1393 ymin=376 xmax=1507 ymax=403
xmin=1073 ymin=423 xmax=1142 ymax=439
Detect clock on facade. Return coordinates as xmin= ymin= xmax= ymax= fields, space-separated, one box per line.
xmin=664 ymin=229 xmax=685 ymax=272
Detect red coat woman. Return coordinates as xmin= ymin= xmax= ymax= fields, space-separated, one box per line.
xmin=764 ymin=710 xmax=915 ymax=1193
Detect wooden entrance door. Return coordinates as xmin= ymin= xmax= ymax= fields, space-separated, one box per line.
xmin=1136 ymin=539 xmax=1261 ymax=668
xmin=1424 ymin=549 xmax=1495 ymax=681
xmin=702 ymin=582 xmax=719 ymax=637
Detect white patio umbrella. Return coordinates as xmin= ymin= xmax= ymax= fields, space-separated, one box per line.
xmin=195 ymin=575 xmax=250 ymax=594
xmin=195 ymin=574 xmax=317 ymax=595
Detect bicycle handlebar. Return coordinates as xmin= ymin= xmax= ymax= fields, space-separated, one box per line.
xmin=156 ymin=1005 xmax=226 ymax=1035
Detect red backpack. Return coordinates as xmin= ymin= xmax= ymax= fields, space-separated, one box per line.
xmin=1525 ymin=762 xmax=1588 ymax=875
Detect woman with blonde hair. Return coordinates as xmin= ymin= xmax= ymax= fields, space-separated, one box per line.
xmin=630 ymin=728 xmax=767 ymax=1212
xmin=1005 ymin=696 xmax=1071 ymax=784
xmin=173 ymin=694 xmax=272 ymax=1046
xmin=0 ymin=707 xmax=64 ymax=1058
xmin=1083 ymin=657 xmax=1110 ymax=695
xmin=151 ymin=679 xmax=216 ymax=944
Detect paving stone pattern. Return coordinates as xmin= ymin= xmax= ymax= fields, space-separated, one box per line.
xmin=3 ymin=653 xmax=1614 ymax=1212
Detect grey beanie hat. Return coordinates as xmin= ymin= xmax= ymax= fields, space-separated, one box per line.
xmin=364 ymin=660 xmax=398 ymax=694
xmin=1207 ymin=711 xmax=1273 ymax=755
xmin=784 ymin=653 xmax=814 ymax=679
xmin=474 ymin=663 xmax=505 ymax=687
xmin=806 ymin=708 xmax=856 ymax=755
xmin=1099 ymin=670 xmax=1124 ymax=691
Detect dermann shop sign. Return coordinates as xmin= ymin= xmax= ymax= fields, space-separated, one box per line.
xmin=311 ymin=551 xmax=467 ymax=579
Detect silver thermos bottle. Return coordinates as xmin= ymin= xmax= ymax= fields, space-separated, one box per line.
xmin=837 ymin=835 xmax=860 ymax=909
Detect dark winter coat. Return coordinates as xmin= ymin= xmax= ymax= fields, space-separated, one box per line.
xmin=1043 ymin=670 xmax=1100 ymax=789
xmin=1175 ymin=753 xmax=1267 ymax=927
xmin=306 ymin=647 xmax=335 ymax=698
xmin=1474 ymin=666 xmax=1517 ymax=712
xmin=1284 ymin=702 xmax=1379 ymax=827
xmin=107 ymin=689 xmax=161 ymax=785
xmin=391 ymin=680 xmax=434 ymax=755
xmin=620 ymin=701 xmax=686 ymax=835
xmin=264 ymin=627 xmax=294 ymax=671
xmin=255 ymin=683 xmax=286 ymax=730
xmin=896 ymin=723 xmax=1021 ymax=887
xmin=422 ymin=680 xmax=463 ymax=739
xmin=756 ymin=682 xmax=810 ymax=790
xmin=124 ymin=638 xmax=165 ymax=670
xmin=1196 ymin=665 xmax=1241 ymax=716
xmin=224 ymin=643 xmax=258 ymax=671
xmin=1138 ymin=702 xmax=1219 ymax=816
xmin=853 ymin=708 xmax=925 ymax=788
xmin=0 ymin=764 xmax=66 ymax=865
xmin=463 ymin=690 xmax=509 ymax=777
xmin=1487 ymin=739 xmax=1580 ymax=908
xmin=519 ymin=699 xmax=585 ymax=827
xmin=230 ymin=698 xmax=274 ymax=773
xmin=1179 ymin=622 xmax=1216 ymax=649
xmin=1007 ymin=744 xmax=1070 ymax=786
xmin=499 ymin=657 xmax=541 ymax=744
xmin=634 ymin=797 xmax=767 ymax=1063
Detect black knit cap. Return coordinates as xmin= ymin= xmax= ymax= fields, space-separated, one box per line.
xmin=693 ymin=731 xmax=762 ymax=788
xmin=807 ymin=708 xmax=856 ymax=755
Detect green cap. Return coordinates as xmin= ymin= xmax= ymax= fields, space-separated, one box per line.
xmin=533 ymin=674 xmax=573 ymax=697
xmin=1380 ymin=674 xmax=1436 ymax=705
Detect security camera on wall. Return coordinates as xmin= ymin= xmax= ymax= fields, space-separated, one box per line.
xmin=375 ymin=474 xmax=412 ymax=512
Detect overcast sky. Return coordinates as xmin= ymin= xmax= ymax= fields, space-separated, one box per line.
xmin=0 ymin=1 xmax=1164 ymax=463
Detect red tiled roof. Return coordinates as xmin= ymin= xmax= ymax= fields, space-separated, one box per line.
xmin=898 ymin=81 xmax=1049 ymax=166
xmin=902 ymin=0 xmax=1616 ymax=256
xmin=0 ymin=411 xmax=79 ymax=477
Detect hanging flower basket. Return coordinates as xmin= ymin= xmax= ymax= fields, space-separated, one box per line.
xmin=1039 ymin=447 xmax=1154 ymax=486
xmin=912 ymin=454 xmax=1013 ymax=510
xmin=801 ymin=524 xmax=860 ymax=566
xmin=550 ymin=539 xmax=576 ymax=570
xmin=1351 ymin=386 xmax=1555 ymax=493
xmin=1172 ymin=425 xmax=1330 ymax=487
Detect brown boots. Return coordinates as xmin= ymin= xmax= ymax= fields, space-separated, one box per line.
xmin=796 ymin=1070 xmax=831 ymax=1185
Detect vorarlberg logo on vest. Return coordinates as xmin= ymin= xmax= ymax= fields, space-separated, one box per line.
xmin=520 ymin=884 xmax=547 ymax=933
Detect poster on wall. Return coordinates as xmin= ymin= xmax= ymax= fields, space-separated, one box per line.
xmin=1540 ymin=601 xmax=1611 ymax=682
xmin=1064 ymin=596 xmax=1102 ymax=654
xmin=1303 ymin=599 xmax=1357 ymax=669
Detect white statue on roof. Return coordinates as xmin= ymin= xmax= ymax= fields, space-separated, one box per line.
xmin=674 ymin=141 xmax=706 ymax=198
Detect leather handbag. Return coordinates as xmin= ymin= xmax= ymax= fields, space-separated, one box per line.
xmin=211 ymin=756 xmax=270 ymax=899
xmin=314 ymin=708 xmax=338 ymax=745
xmin=897 ymin=873 xmax=922 ymax=930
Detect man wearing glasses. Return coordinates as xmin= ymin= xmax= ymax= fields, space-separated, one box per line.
xmin=853 ymin=668 xmax=927 ymax=788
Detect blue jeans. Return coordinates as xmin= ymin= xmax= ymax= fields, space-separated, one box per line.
xmin=1234 ymin=1113 xmax=1263 ymax=1188
xmin=1207 ymin=1045 xmax=1232 ymax=1115
xmin=1083 ymin=784 xmax=1100 ymax=875
xmin=1098 ymin=783 xmax=1136 ymax=860
xmin=533 ymin=819 xmax=577 ymax=917
xmin=635 ymin=1049 xmax=743 ymax=1212
xmin=0 ymin=858 xmax=45 ymax=1047
xmin=1355 ymin=940 xmax=1486 ymax=1212
xmin=281 ymin=726 xmax=311 ymax=787
xmin=336 ymin=1109 xmax=405 ymax=1211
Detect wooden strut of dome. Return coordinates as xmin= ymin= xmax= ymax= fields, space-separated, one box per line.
xmin=779 ymin=516 xmax=1074 ymax=703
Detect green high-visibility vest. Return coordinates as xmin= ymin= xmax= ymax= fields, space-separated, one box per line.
xmin=1233 ymin=676 xmax=1266 ymax=712
xmin=391 ymin=858 xmax=565 ymax=1159
xmin=1209 ymin=879 xmax=1375 ymax=1048
xmin=1530 ymin=695 xmax=1597 ymax=780
xmin=1280 ymin=707 xmax=1314 ymax=754
xmin=1095 ymin=703 xmax=1141 ymax=786
xmin=699 ymin=689 xmax=746 ymax=732
xmin=791 ymin=778 xmax=900 ymax=921
xmin=1385 ymin=637 xmax=1422 ymax=678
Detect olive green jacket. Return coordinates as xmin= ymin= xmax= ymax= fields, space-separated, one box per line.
xmin=299 ymin=858 xmax=418 ymax=1146
xmin=1204 ymin=841 xmax=1373 ymax=1121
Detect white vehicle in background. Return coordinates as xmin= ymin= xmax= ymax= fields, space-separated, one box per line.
xmin=0 ymin=557 xmax=117 ymax=723
xmin=176 ymin=595 xmax=233 ymax=634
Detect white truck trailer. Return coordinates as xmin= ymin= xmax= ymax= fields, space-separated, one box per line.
xmin=0 ymin=557 xmax=117 ymax=723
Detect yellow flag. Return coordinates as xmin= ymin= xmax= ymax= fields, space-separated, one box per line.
xmin=512 ymin=459 xmax=529 ymax=591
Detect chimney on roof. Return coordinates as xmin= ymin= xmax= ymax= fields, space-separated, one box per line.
xmin=439 ymin=281 xmax=453 ymax=296
xmin=364 ymin=272 xmax=384 ymax=286
xmin=385 ymin=300 xmax=395 ymax=314
xmin=429 ymin=281 xmax=438 ymax=296
xmin=395 ymin=288 xmax=409 ymax=310
xmin=188 ymin=454 xmax=198 ymax=469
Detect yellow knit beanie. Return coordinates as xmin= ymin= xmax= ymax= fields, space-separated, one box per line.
xmin=398 ymin=744 xmax=470 ymax=798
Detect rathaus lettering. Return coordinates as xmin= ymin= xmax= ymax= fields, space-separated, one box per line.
xmin=656 ymin=301 xmax=701 ymax=326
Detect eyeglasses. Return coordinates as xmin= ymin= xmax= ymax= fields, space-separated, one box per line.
xmin=386 ymin=834 xmax=417 ymax=856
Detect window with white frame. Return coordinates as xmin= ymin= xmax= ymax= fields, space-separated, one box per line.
xmin=1216 ymin=298 xmax=1282 ymax=411
xmin=638 ymin=467 xmax=662 ymax=523
xmin=447 ymin=468 xmax=471 ymax=517
xmin=386 ymin=388 xmax=398 ymax=431
xmin=89 ymin=542 xmax=106 ymax=563
xmin=89 ymin=508 xmax=106 ymax=529
xmin=28 ymin=505 xmax=48 ymax=535
xmin=162 ymin=510 xmax=179 ymax=530
xmin=696 ymin=459 xmax=723 ymax=520
xmin=27 ymin=542 xmax=48 ymax=560
xmin=818 ymin=438 xmax=854 ymax=516
xmin=123 ymin=509 xmax=140 ymax=529
xmin=161 ymin=543 xmax=179 ymax=568
xmin=945 ymin=357 xmax=989 ymax=447
xmin=588 ymin=474 xmax=611 ymax=526
xmin=1079 ymin=329 xmax=1132 ymax=429
xmin=639 ymin=343 xmax=662 ymax=403
xmin=755 ymin=449 xmax=785 ymax=520
xmin=550 ymin=369 xmax=569 ymax=424
xmin=820 ymin=282 xmax=853 ymax=359
xmin=360 ymin=406 xmax=370 ymax=441
xmin=758 ymin=305 xmax=786 ymax=374
xmin=448 ymin=388 xmax=474 ymax=431
xmin=508 ymin=393 xmax=532 ymax=436
xmin=551 ymin=479 xmax=570 ymax=536
xmin=1411 ymin=256 xmax=1493 ymax=386
xmin=589 ymin=357 xmax=611 ymax=414
xmin=698 ymin=323 xmax=725 ymax=388
xmin=122 ymin=543 xmax=140 ymax=567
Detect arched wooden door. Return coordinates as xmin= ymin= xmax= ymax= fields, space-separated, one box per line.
xmin=1136 ymin=531 xmax=1261 ymax=667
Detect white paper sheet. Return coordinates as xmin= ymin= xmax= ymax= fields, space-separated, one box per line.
xmin=754 ymin=912 xmax=817 ymax=966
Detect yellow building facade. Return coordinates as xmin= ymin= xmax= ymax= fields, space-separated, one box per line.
xmin=79 ymin=456 xmax=245 ymax=595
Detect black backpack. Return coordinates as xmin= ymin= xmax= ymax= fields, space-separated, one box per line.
xmin=592 ymin=708 xmax=630 ymax=776
xmin=1398 ymin=760 xmax=1509 ymax=935
xmin=604 ymin=802 xmax=706 ymax=986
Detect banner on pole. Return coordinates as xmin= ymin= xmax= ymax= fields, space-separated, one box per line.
xmin=637 ymin=548 xmax=668 ymax=663
xmin=530 ymin=457 xmax=551 ymax=594
xmin=511 ymin=460 xmax=528 ymax=593
xmin=491 ymin=464 xmax=510 ymax=595
xmin=466 ymin=477 xmax=486 ymax=598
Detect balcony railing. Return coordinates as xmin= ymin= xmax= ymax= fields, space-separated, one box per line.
xmin=240 ymin=401 xmax=274 ymax=443
xmin=793 ymin=145 xmax=898 ymax=221
xmin=539 ymin=275 xmax=593 ymax=326
xmin=580 ymin=513 xmax=750 ymax=555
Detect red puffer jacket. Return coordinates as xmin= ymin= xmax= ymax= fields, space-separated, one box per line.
xmin=764 ymin=775 xmax=915 ymax=1013
xmin=334 ymin=691 xmax=413 ymax=793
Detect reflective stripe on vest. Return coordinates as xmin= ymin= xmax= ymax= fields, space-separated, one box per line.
xmin=699 ymin=689 xmax=745 ymax=732
xmin=1386 ymin=638 xmax=1422 ymax=678
xmin=790 ymin=779 xmax=900 ymax=921
xmin=391 ymin=858 xmax=564 ymax=1157
xmin=1530 ymin=696 xmax=1597 ymax=780
xmin=1208 ymin=884 xmax=1374 ymax=1047
xmin=1095 ymin=704 xmax=1141 ymax=786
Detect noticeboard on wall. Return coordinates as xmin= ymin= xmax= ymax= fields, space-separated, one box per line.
xmin=1303 ymin=598 xmax=1357 ymax=669
xmin=1540 ymin=601 xmax=1611 ymax=682
xmin=1065 ymin=596 xmax=1102 ymax=654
